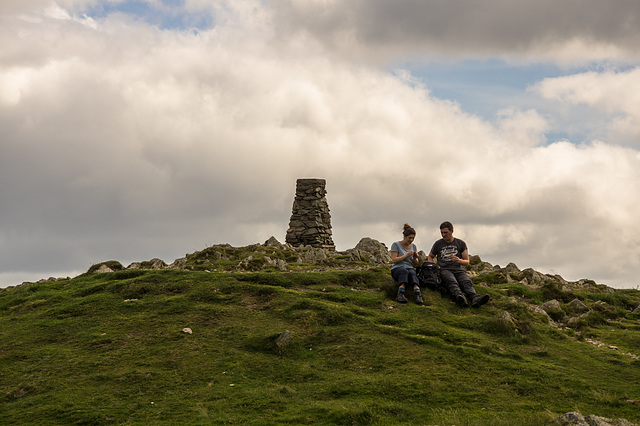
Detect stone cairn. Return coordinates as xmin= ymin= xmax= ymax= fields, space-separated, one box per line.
xmin=285 ymin=178 xmax=335 ymax=250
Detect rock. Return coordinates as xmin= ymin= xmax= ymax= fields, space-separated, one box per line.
xmin=500 ymin=311 xmax=518 ymax=333
xmin=504 ymin=262 xmax=521 ymax=273
xmin=567 ymin=312 xmax=589 ymax=328
xmin=264 ymin=236 xmax=284 ymax=249
xmin=539 ymin=299 xmax=562 ymax=313
xmin=353 ymin=237 xmax=392 ymax=266
xmin=264 ymin=256 xmax=288 ymax=272
xmin=554 ymin=412 xmax=636 ymax=426
xmin=534 ymin=305 xmax=557 ymax=327
xmin=181 ymin=328 xmax=193 ymax=335
xmin=149 ymin=258 xmax=166 ymax=269
xmin=567 ymin=298 xmax=589 ymax=313
xmin=584 ymin=414 xmax=634 ymax=426
xmin=303 ymin=247 xmax=328 ymax=262
xmin=275 ymin=330 xmax=292 ymax=355
xmin=170 ymin=257 xmax=187 ymax=269
xmin=520 ymin=268 xmax=546 ymax=287
xmin=88 ymin=261 xmax=124 ymax=274
xmin=555 ymin=412 xmax=587 ymax=425
xmin=632 ymin=304 xmax=640 ymax=314
xmin=126 ymin=259 xmax=166 ymax=270
xmin=93 ymin=264 xmax=114 ymax=274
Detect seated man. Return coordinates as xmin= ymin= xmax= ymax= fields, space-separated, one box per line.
xmin=427 ymin=221 xmax=490 ymax=308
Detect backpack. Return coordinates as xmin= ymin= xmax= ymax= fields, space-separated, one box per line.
xmin=416 ymin=262 xmax=441 ymax=291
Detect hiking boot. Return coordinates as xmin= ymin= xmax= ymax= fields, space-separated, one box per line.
xmin=396 ymin=291 xmax=408 ymax=303
xmin=471 ymin=294 xmax=490 ymax=308
xmin=414 ymin=292 xmax=424 ymax=305
xmin=455 ymin=294 xmax=469 ymax=307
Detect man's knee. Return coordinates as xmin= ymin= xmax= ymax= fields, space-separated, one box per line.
xmin=440 ymin=270 xmax=461 ymax=293
xmin=455 ymin=273 xmax=476 ymax=295
xmin=440 ymin=270 xmax=457 ymax=286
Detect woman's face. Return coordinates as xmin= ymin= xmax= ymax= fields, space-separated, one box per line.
xmin=403 ymin=234 xmax=415 ymax=245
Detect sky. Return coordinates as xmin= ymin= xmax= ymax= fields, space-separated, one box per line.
xmin=1 ymin=0 xmax=640 ymax=289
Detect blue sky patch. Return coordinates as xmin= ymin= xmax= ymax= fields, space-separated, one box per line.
xmin=83 ymin=0 xmax=214 ymax=30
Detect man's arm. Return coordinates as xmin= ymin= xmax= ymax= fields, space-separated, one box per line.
xmin=450 ymin=249 xmax=470 ymax=266
xmin=427 ymin=252 xmax=436 ymax=263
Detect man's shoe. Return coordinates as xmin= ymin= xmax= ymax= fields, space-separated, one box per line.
xmin=455 ymin=294 xmax=469 ymax=307
xmin=415 ymin=292 xmax=423 ymax=305
xmin=471 ymin=294 xmax=490 ymax=308
xmin=397 ymin=291 xmax=408 ymax=303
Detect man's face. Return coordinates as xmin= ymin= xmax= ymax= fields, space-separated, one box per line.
xmin=440 ymin=227 xmax=454 ymax=243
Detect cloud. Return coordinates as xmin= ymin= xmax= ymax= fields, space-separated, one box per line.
xmin=1 ymin=1 xmax=640 ymax=289
xmin=534 ymin=67 xmax=640 ymax=145
xmin=0 ymin=0 xmax=101 ymax=14
xmin=270 ymin=0 xmax=640 ymax=64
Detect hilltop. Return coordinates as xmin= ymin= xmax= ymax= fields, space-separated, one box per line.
xmin=1 ymin=237 xmax=640 ymax=424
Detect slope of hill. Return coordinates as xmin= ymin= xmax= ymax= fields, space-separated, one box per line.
xmin=1 ymin=240 xmax=639 ymax=425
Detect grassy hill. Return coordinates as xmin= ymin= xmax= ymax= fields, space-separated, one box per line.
xmin=1 ymin=248 xmax=640 ymax=425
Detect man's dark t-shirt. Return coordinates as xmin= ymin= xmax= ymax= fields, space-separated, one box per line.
xmin=430 ymin=238 xmax=467 ymax=270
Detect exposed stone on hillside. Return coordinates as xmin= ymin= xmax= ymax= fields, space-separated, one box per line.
xmin=539 ymin=299 xmax=563 ymax=313
xmin=88 ymin=261 xmax=124 ymax=274
xmin=94 ymin=264 xmax=115 ymax=274
xmin=127 ymin=258 xmax=167 ymax=270
xmin=155 ymin=236 xmax=396 ymax=273
xmin=568 ymin=298 xmax=589 ymax=313
xmin=274 ymin=330 xmax=292 ymax=355
xmin=344 ymin=237 xmax=393 ymax=266
xmin=554 ymin=411 xmax=636 ymax=426
xmin=80 ymin=237 xmax=620 ymax=299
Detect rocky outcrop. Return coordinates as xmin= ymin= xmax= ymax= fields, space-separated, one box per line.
xmin=344 ymin=237 xmax=393 ymax=266
xmin=80 ymin=236 xmax=392 ymax=275
xmin=554 ymin=411 xmax=635 ymax=425
xmin=127 ymin=258 xmax=167 ymax=270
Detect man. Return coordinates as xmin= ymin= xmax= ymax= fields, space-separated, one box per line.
xmin=427 ymin=221 xmax=490 ymax=308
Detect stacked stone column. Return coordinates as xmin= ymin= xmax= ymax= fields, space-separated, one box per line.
xmin=285 ymin=178 xmax=335 ymax=250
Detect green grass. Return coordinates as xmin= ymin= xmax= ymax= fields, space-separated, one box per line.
xmin=1 ymin=269 xmax=639 ymax=425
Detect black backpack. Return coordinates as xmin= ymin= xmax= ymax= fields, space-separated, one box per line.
xmin=416 ymin=262 xmax=441 ymax=291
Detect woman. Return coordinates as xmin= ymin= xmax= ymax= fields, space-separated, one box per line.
xmin=390 ymin=224 xmax=423 ymax=304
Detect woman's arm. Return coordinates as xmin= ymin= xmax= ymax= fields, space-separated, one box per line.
xmin=390 ymin=251 xmax=415 ymax=264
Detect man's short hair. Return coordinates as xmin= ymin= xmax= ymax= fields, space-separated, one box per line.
xmin=439 ymin=221 xmax=453 ymax=232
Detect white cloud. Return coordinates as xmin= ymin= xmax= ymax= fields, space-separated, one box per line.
xmin=535 ymin=68 xmax=640 ymax=145
xmin=1 ymin=0 xmax=103 ymax=14
xmin=2 ymin=1 xmax=640 ymax=290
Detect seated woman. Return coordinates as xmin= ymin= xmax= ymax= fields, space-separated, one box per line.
xmin=390 ymin=224 xmax=423 ymax=304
